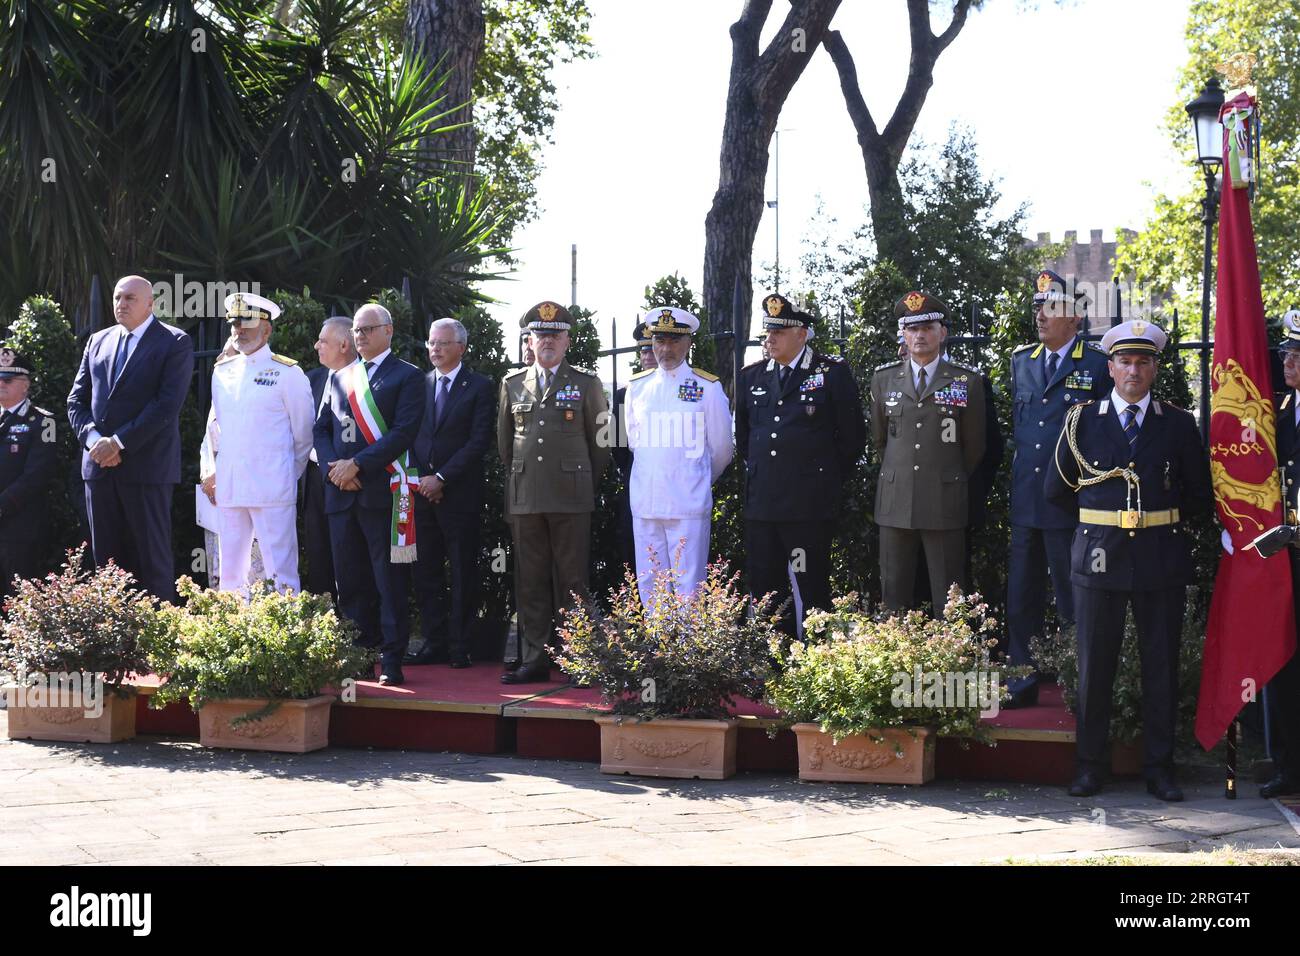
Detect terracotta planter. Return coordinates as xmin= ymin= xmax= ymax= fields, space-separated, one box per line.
xmin=793 ymin=723 xmax=936 ymax=785
xmin=1110 ymin=737 xmax=1145 ymax=777
xmin=594 ymin=715 xmax=737 ymax=780
xmin=3 ymin=685 xmax=136 ymax=744
xmin=197 ymin=695 xmax=333 ymax=753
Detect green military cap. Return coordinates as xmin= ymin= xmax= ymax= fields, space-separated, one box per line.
xmin=894 ymin=290 xmax=950 ymax=328
xmin=521 ymin=301 xmax=573 ymax=332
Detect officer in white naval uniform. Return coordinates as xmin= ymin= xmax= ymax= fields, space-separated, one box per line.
xmin=625 ymin=307 xmax=733 ymax=606
xmin=201 ymin=292 xmax=315 ymax=593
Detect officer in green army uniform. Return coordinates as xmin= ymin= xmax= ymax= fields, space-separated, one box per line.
xmin=498 ymin=301 xmax=611 ymax=684
xmin=870 ymin=291 xmax=987 ymax=613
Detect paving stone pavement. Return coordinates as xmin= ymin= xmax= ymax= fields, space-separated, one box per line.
xmin=3 ymin=713 xmax=1298 ymax=865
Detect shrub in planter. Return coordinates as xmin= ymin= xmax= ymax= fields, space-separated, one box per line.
xmin=768 ymin=587 xmax=1024 ymax=783
xmin=554 ymin=562 xmax=779 ymax=779
xmin=0 ymin=548 xmax=161 ymax=742
xmin=144 ymin=578 xmax=373 ymax=751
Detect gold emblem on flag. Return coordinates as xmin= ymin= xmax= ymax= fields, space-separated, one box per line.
xmin=1211 ymin=359 xmax=1281 ymax=533
xmin=905 ymin=292 xmax=925 ymax=313
xmin=1216 ymin=52 xmax=1257 ymax=91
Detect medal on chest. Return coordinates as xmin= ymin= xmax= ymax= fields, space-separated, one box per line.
xmin=678 ymin=379 xmax=704 ymax=403
xmin=253 ymin=368 xmax=281 ymax=387
xmin=799 ymin=373 xmax=825 ymax=393
xmin=555 ymin=383 xmax=582 ymax=403
xmin=1064 ymin=370 xmax=1093 ymax=391
xmin=931 ymin=380 xmax=968 ymax=408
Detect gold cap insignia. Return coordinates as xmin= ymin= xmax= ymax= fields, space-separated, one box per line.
xmin=764 ymin=295 xmax=784 ymax=317
xmin=660 ymin=309 xmax=674 ymax=320
xmin=0 ymin=349 xmax=12 ymax=367
xmin=1037 ymin=273 xmax=1053 ymax=293
xmin=538 ymin=302 xmax=557 ymax=322
xmin=905 ymin=292 xmax=925 ymax=313
xmin=1132 ymin=320 xmax=1147 ymax=336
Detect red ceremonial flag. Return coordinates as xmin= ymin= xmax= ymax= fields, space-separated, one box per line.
xmin=1196 ymin=90 xmax=1296 ymax=750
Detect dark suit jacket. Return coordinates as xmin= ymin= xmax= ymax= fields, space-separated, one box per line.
xmin=410 ymin=366 xmax=494 ymax=513
xmin=313 ymin=353 xmax=424 ymax=515
xmin=968 ymin=376 xmax=1004 ymax=529
xmin=67 ymin=317 xmax=194 ymax=483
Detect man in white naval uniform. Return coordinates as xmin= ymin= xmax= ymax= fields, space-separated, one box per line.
xmin=201 ymin=292 xmax=315 ymax=593
xmin=625 ymin=307 xmax=733 ymax=607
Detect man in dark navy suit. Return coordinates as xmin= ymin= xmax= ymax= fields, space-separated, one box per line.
xmin=1046 ymin=319 xmax=1212 ymax=801
xmin=402 ymin=318 xmax=494 ymax=667
xmin=300 ymin=317 xmax=356 ymax=598
xmin=67 ymin=275 xmax=194 ymax=601
xmin=1005 ymin=270 xmax=1112 ymax=707
xmin=313 ymin=303 xmax=424 ymax=685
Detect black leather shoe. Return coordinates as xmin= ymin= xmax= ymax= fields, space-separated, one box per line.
xmin=1146 ymin=773 xmax=1184 ymax=802
xmin=1068 ymin=771 xmax=1103 ymax=797
xmin=379 ymin=665 xmax=405 ymax=687
xmin=449 ymin=656 xmax=472 ymax=669
xmin=503 ymin=658 xmax=521 ymax=672
xmin=501 ymin=663 xmax=551 ymax=684
xmin=404 ymin=643 xmax=445 ymax=665
xmin=1259 ymin=773 xmax=1300 ymax=799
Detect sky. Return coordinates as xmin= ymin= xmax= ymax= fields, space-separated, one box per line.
xmin=485 ymin=0 xmax=1196 ymax=380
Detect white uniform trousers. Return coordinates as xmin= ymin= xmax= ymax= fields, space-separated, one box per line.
xmin=632 ymin=515 xmax=712 ymax=608
xmin=217 ymin=504 xmax=300 ymax=594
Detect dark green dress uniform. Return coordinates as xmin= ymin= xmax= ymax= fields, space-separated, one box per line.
xmin=736 ymin=293 xmax=866 ymax=636
xmin=870 ymin=292 xmax=986 ymax=613
xmin=0 ymin=348 xmax=58 ymax=602
xmin=1007 ymin=270 xmax=1114 ymax=705
xmin=1044 ymin=320 xmax=1212 ymax=800
xmin=498 ymin=302 xmax=611 ymax=682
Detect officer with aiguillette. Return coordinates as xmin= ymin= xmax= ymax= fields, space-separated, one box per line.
xmin=1005 ymin=270 xmax=1113 ymax=708
xmin=1045 ymin=319 xmax=1211 ymax=801
xmin=870 ymin=291 xmax=986 ymax=614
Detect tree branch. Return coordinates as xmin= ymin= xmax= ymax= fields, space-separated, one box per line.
xmin=752 ymin=0 xmax=844 ymax=112
xmin=823 ymin=30 xmax=880 ymax=150
xmin=729 ymin=0 xmax=774 ymax=72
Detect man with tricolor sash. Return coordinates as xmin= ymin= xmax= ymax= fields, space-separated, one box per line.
xmin=313 ymin=303 xmax=425 ymax=686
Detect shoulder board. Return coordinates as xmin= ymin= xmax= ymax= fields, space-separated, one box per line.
xmin=1158 ymin=399 xmax=1185 ymax=413
xmin=741 ymin=359 xmax=766 ymax=372
xmin=1281 ymin=393 xmax=1293 ymax=411
xmin=32 ymin=405 xmax=54 ymax=419
xmin=215 ymin=353 xmax=236 ymax=366
xmin=875 ymin=359 xmax=904 ymax=371
xmin=271 ymin=353 xmax=298 ymax=366
xmin=630 ymin=368 xmax=655 ymax=381
xmin=691 ymin=368 xmax=720 ymax=383
xmin=568 ymin=365 xmax=597 ymax=378
xmin=504 ymin=366 xmax=528 ymax=379
xmin=1085 ymin=341 xmax=1106 ymax=354
xmin=1012 ymin=343 xmax=1036 ymax=354
xmin=816 ymin=352 xmax=845 ymax=364
xmin=945 ymin=361 xmax=980 ymax=375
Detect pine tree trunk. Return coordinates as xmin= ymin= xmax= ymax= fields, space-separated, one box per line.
xmin=405 ymin=0 xmax=485 ymax=181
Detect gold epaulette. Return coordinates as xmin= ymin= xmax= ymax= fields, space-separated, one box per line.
xmin=215 ymin=353 xmax=236 ymax=366
xmin=692 ymin=368 xmax=719 ymax=382
xmin=271 ymin=353 xmax=298 ymax=366
xmin=630 ymin=368 xmax=655 ymax=381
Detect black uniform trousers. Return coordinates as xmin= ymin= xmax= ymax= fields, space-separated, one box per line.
xmin=1007 ymin=524 xmax=1075 ymax=693
xmin=0 ymin=533 xmax=39 ymax=603
xmin=745 ymin=519 xmax=834 ymax=637
xmin=406 ymin=494 xmax=480 ymax=660
xmin=328 ymin=502 xmax=408 ymax=667
xmin=85 ymin=476 xmax=176 ymax=602
xmin=300 ymin=462 xmax=336 ymax=598
xmin=1074 ymin=584 xmax=1182 ymax=776
xmin=1267 ymin=552 xmax=1300 ymax=778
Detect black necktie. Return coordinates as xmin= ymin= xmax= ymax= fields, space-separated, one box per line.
xmin=917 ymin=366 xmax=927 ymax=395
xmin=1123 ymin=404 xmax=1140 ymax=448
xmin=779 ymin=365 xmax=791 ymax=388
xmin=1047 ymin=352 xmax=1059 ymax=381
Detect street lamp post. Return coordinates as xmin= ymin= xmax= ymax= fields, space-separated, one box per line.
xmin=1186 ymin=77 xmax=1225 ymax=444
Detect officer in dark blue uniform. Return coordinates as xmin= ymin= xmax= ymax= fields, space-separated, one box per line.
xmin=0 ymin=346 xmax=58 ymax=603
xmin=1006 ymin=270 xmax=1113 ymax=707
xmin=1263 ymin=310 xmax=1300 ymax=798
xmin=1045 ymin=319 xmax=1212 ymax=800
xmin=737 ymin=293 xmax=866 ymax=636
